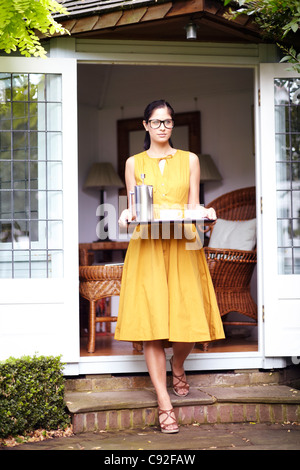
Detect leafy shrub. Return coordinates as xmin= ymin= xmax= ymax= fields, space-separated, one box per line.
xmin=0 ymin=355 xmax=70 ymax=438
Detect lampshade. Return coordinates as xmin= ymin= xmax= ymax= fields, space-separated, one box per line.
xmin=84 ymin=162 xmax=124 ymax=189
xmin=197 ymin=154 xmax=222 ymax=182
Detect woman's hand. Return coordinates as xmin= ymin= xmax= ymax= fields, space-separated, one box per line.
xmin=118 ymin=208 xmax=133 ymax=227
xmin=203 ymin=207 xmax=217 ymax=220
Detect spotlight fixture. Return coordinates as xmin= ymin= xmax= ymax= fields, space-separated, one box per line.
xmin=185 ymin=21 xmax=198 ymax=40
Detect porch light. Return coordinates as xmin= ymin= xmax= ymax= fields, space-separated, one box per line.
xmin=197 ymin=154 xmax=222 ymax=204
xmin=185 ymin=22 xmax=198 ymax=40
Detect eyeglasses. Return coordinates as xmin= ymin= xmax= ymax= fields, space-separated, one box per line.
xmin=148 ymin=119 xmax=174 ymax=129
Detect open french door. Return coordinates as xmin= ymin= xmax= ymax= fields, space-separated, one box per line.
xmin=0 ymin=57 xmax=79 ymax=364
xmin=260 ymin=64 xmax=300 ymax=357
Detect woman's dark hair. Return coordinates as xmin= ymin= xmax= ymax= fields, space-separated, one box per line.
xmin=143 ymin=100 xmax=175 ymax=150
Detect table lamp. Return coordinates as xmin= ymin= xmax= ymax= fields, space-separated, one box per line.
xmin=197 ymin=154 xmax=222 ymax=204
xmin=84 ymin=162 xmax=124 ymax=240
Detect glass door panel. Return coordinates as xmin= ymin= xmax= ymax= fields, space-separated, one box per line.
xmin=0 ymin=73 xmax=64 ymax=278
xmin=275 ymin=78 xmax=300 ymax=274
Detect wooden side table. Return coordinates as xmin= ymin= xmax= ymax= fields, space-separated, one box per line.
xmin=79 ymin=264 xmax=123 ymax=353
xmin=79 ymin=241 xmax=129 ymax=266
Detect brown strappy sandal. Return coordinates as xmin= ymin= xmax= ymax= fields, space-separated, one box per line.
xmin=170 ymin=356 xmax=190 ymax=397
xmin=158 ymin=408 xmax=179 ymax=434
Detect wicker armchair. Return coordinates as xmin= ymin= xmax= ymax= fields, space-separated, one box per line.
xmin=203 ymin=186 xmax=257 ymax=330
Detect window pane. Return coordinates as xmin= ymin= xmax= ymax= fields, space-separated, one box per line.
xmin=12 ymin=102 xmax=28 ymax=130
xmin=48 ymin=251 xmax=63 ymax=277
xmin=292 ymin=191 xmax=300 ymax=218
xmin=275 ymin=133 xmax=290 ymax=161
xmin=0 ymin=251 xmax=12 ymax=278
xmin=31 ymin=191 xmax=45 ymax=219
xmin=0 ymin=104 xmax=11 ymax=130
xmin=30 ymin=132 xmax=46 ymax=160
xmin=46 ymin=74 xmax=61 ymax=102
xmin=0 ymin=193 xmax=12 ymax=219
xmin=274 ymin=79 xmax=290 ymax=104
xmin=47 ymin=162 xmax=62 ymax=190
xmin=275 ymin=106 xmax=288 ymax=133
xmin=29 ymin=74 xmax=45 ymax=101
xmin=30 ymin=161 xmax=46 ymax=190
xmin=292 ymin=162 xmax=300 ymax=188
xmin=294 ymin=248 xmax=300 ymax=273
xmin=291 ymin=106 xmax=300 ymax=132
xmin=33 ymin=103 xmax=46 ymax=131
xmin=0 ymin=161 xmax=12 ymax=189
xmin=30 ymin=220 xmax=47 ymax=249
xmin=12 ymin=74 xmax=28 ymax=101
xmin=48 ymin=221 xmax=63 ymax=249
xmin=0 ymin=73 xmax=12 ymax=102
xmin=13 ymin=161 xmax=28 ymax=189
xmin=290 ymin=80 xmax=300 ymax=104
xmin=47 ymin=132 xmax=62 ymax=161
xmin=278 ymin=247 xmax=293 ymax=274
xmin=293 ymin=222 xmax=300 ymax=247
xmin=14 ymin=220 xmax=29 ymax=249
xmin=277 ymin=191 xmax=291 ymax=218
xmin=14 ymin=250 xmax=30 ymax=278
xmin=13 ymin=131 xmax=28 ymax=159
xmin=0 ymin=131 xmax=12 ymax=158
xmin=48 ymin=191 xmax=63 ymax=219
xmin=277 ymin=219 xmax=292 ymax=247
xmin=47 ymin=103 xmax=61 ymax=131
xmin=0 ymin=222 xmax=12 ymax=242
xmin=30 ymin=251 xmax=48 ymax=278
xmin=291 ymin=134 xmax=300 ymax=161
xmin=13 ymin=191 xmax=28 ymax=218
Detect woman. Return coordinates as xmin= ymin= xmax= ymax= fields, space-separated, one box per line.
xmin=116 ymin=100 xmax=225 ymax=434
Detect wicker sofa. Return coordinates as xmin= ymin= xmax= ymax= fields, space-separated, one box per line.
xmin=203 ymin=186 xmax=258 ymax=328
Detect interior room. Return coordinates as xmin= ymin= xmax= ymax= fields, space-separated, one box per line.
xmin=77 ymin=63 xmax=258 ymax=357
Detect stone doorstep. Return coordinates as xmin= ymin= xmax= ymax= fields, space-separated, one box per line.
xmin=65 ymin=388 xmax=214 ymax=414
xmin=67 ymin=385 xmax=300 ymax=433
xmin=65 ymin=385 xmax=300 ymax=415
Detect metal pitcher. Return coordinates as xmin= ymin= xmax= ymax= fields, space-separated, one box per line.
xmin=129 ymin=174 xmax=153 ymax=222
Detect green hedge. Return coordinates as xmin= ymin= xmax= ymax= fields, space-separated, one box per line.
xmin=0 ymin=355 xmax=70 ymax=438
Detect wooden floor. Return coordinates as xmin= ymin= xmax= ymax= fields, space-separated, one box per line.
xmin=80 ymin=334 xmax=258 ymax=357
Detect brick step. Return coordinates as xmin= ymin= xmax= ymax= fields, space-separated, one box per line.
xmin=66 ymin=384 xmax=300 ymax=433
xmin=65 ymin=367 xmax=300 ymax=394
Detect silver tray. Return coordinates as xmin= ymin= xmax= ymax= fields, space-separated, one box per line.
xmin=128 ymin=218 xmax=215 ymax=225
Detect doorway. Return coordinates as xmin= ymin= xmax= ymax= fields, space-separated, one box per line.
xmin=77 ymin=63 xmax=258 ymax=358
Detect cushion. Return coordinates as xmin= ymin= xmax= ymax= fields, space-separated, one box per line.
xmin=208 ymin=218 xmax=256 ymax=251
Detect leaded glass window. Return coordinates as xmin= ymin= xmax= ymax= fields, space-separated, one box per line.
xmin=275 ymin=78 xmax=300 ymax=274
xmin=0 ymin=73 xmax=63 ymax=278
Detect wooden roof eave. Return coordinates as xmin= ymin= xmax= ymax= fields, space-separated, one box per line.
xmin=49 ymin=0 xmax=263 ymax=43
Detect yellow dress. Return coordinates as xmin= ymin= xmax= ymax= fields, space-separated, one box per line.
xmin=114 ymin=150 xmax=225 ymax=343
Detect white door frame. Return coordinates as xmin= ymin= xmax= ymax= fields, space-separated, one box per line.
xmin=56 ymin=39 xmax=287 ymax=374
xmin=260 ymin=63 xmax=300 ymax=358
xmin=0 ymin=57 xmax=79 ymax=365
